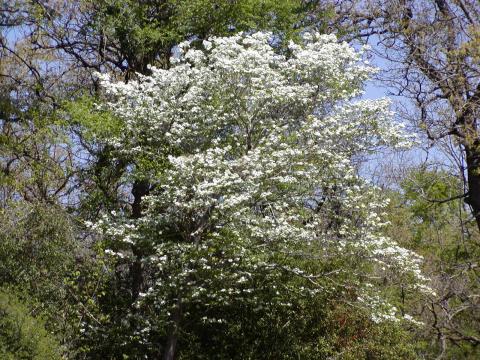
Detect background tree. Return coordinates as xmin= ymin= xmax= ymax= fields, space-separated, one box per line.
xmin=342 ymin=0 xmax=480 ymax=232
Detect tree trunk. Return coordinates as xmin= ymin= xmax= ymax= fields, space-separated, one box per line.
xmin=132 ymin=179 xmax=150 ymax=219
xmin=163 ymin=299 xmax=181 ymax=360
xmin=130 ymin=179 xmax=150 ymax=299
xmin=465 ymin=145 xmax=480 ymax=232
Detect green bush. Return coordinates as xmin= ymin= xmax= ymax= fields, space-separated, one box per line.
xmin=0 ymin=289 xmax=62 ymax=359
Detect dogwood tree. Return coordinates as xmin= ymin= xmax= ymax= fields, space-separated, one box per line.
xmin=93 ymin=32 xmax=429 ymax=358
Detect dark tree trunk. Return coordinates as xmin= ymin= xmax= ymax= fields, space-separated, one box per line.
xmin=163 ymin=299 xmax=181 ymax=360
xmin=465 ymin=145 xmax=480 ymax=232
xmin=131 ymin=179 xmax=150 ymax=219
xmin=130 ymin=254 xmax=143 ymax=301
xmin=130 ymin=179 xmax=150 ymax=300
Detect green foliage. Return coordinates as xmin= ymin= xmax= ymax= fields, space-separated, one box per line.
xmin=63 ymin=96 xmax=124 ymax=142
xmin=0 ymin=202 xmax=78 ymax=339
xmin=0 ymin=202 xmax=76 ymax=292
xmin=0 ymin=288 xmax=63 ymax=359
xmin=89 ymin=0 xmax=307 ymax=72
xmin=61 ymin=96 xmax=131 ymax=216
xmin=389 ymin=169 xmax=472 ymax=263
xmin=170 ymin=0 xmax=302 ymax=39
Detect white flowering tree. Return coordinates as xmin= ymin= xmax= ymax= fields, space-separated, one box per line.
xmin=93 ymin=32 xmax=429 ymax=358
